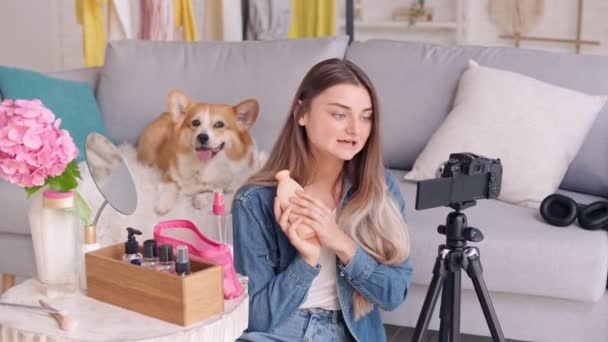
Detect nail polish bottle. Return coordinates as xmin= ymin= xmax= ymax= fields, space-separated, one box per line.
xmin=155 ymin=244 xmax=175 ymax=273
xmin=122 ymin=227 xmax=143 ymax=265
xmin=141 ymin=239 xmax=159 ymax=269
xmin=175 ymin=245 xmax=191 ymax=276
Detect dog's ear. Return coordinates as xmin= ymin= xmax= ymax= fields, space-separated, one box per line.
xmin=168 ymin=90 xmax=191 ymax=122
xmin=234 ymin=99 xmax=259 ymax=131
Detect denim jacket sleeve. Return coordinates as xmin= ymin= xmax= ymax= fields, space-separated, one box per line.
xmin=232 ymin=191 xmax=321 ymax=332
xmin=338 ymin=171 xmax=414 ymax=311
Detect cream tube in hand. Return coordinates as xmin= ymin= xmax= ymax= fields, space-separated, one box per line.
xmin=275 ymin=170 xmax=317 ymax=240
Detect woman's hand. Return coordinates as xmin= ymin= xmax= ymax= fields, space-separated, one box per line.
xmin=289 ymin=191 xmax=357 ymax=265
xmin=274 ymin=197 xmax=321 ymax=267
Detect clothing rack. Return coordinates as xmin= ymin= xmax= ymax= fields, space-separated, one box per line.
xmin=345 ymin=0 xmax=354 ymax=43
xmin=242 ymin=0 xmax=249 ymax=40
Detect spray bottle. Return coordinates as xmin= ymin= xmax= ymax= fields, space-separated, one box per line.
xmin=213 ymin=190 xmax=233 ymax=256
xmin=174 ymin=245 xmax=191 ymax=276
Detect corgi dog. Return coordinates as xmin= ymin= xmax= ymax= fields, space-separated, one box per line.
xmin=137 ymin=90 xmax=260 ymax=215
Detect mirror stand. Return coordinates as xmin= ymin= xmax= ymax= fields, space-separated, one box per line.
xmin=92 ymin=199 xmax=109 ymax=227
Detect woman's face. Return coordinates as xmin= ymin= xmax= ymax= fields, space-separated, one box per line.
xmin=298 ymin=83 xmax=373 ymax=163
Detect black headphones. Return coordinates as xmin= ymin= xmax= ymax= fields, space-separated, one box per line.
xmin=540 ymin=193 xmax=608 ymax=231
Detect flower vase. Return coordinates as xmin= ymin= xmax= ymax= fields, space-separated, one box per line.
xmin=28 ymin=190 xmax=79 ymax=296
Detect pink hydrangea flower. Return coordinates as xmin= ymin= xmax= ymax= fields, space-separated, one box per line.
xmin=0 ymin=99 xmax=78 ymax=188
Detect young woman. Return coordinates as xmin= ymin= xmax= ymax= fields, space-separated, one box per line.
xmin=232 ymin=58 xmax=413 ymax=342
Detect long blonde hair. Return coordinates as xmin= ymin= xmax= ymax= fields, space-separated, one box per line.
xmin=248 ymin=58 xmax=410 ymax=319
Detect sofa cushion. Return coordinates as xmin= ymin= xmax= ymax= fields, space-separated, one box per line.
xmin=404 ymin=60 xmax=606 ymax=208
xmin=346 ymin=41 xmax=608 ymax=197
xmin=48 ymin=67 xmax=101 ymax=95
xmin=0 ymin=180 xmax=31 ymax=235
xmin=390 ymin=169 xmax=608 ymax=302
xmin=0 ymin=232 xmax=36 ymax=276
xmin=97 ymin=37 xmax=349 ymax=150
xmin=0 ymin=66 xmax=107 ymax=162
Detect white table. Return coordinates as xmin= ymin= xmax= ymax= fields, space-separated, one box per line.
xmin=0 ymin=279 xmax=248 ymax=342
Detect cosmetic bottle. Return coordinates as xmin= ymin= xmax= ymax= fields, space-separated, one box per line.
xmin=78 ymin=224 xmax=101 ymax=290
xmin=155 ymin=244 xmax=175 ymax=273
xmin=213 ymin=190 xmax=233 ymax=256
xmin=141 ymin=239 xmax=159 ymax=269
xmin=122 ymin=227 xmax=143 ymax=265
xmin=174 ymin=245 xmax=191 ymax=276
xmin=29 ymin=190 xmax=79 ymax=296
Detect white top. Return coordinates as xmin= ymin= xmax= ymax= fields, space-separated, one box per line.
xmin=299 ymin=246 xmax=341 ymax=310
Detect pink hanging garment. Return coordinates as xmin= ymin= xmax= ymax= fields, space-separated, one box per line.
xmin=140 ymin=0 xmax=174 ymax=40
xmin=139 ymin=0 xmax=151 ymax=39
xmin=154 ymin=219 xmax=244 ymax=299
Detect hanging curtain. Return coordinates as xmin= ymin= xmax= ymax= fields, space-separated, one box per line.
xmin=140 ymin=0 xmax=174 ymax=40
xmin=247 ymin=0 xmax=291 ymax=40
xmin=202 ymin=0 xmax=243 ymax=41
xmin=76 ymin=0 xmax=107 ymax=67
xmin=140 ymin=0 xmax=198 ymax=41
xmin=201 ymin=0 xmax=223 ymax=40
xmin=222 ymin=0 xmax=244 ymax=41
xmin=108 ymin=0 xmax=134 ymax=41
xmin=288 ymin=0 xmax=336 ymax=38
xmin=174 ymin=0 xmax=198 ymax=41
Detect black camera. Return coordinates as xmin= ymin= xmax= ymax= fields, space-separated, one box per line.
xmin=415 ymin=153 xmax=503 ymax=210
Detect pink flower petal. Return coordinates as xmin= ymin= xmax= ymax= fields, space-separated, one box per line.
xmin=1 ymin=99 xmax=14 ymax=106
xmin=0 ymin=98 xmax=76 ymax=188
xmin=31 ymin=172 xmax=46 ymax=186
xmin=7 ymin=126 xmax=25 ymax=142
xmin=22 ymin=129 xmax=42 ymax=150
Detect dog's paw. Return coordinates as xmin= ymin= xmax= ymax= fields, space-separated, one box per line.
xmin=192 ymin=192 xmax=213 ymax=210
xmin=154 ymin=204 xmax=169 ymax=216
xmin=155 ymin=198 xmax=173 ymax=216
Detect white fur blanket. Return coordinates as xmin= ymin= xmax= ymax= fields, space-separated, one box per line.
xmin=77 ymin=144 xmax=246 ymax=246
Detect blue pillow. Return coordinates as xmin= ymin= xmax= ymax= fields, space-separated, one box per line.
xmin=0 ymin=65 xmax=107 ymax=162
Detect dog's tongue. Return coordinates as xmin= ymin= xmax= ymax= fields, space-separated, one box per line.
xmin=197 ymin=150 xmax=213 ymax=161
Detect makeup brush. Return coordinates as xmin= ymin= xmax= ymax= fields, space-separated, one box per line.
xmin=39 ymin=299 xmax=77 ymax=331
xmin=0 ymin=300 xmax=77 ymax=331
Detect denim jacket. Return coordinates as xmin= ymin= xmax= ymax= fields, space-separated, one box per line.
xmin=232 ymin=170 xmax=413 ymax=342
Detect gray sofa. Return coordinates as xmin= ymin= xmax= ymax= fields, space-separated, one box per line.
xmin=1 ymin=37 xmax=607 ymax=342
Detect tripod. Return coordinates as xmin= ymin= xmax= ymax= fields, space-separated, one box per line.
xmin=412 ymin=201 xmax=505 ymax=342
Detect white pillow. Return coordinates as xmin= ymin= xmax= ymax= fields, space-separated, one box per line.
xmin=404 ymin=60 xmax=607 ymax=208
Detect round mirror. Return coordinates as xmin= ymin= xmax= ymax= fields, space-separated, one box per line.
xmin=85 ymin=132 xmax=137 ymax=216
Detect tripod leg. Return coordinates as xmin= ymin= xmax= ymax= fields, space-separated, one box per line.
xmin=412 ymin=249 xmax=449 ymax=342
xmin=450 ymin=268 xmax=462 ymax=342
xmin=464 ymin=248 xmax=505 ymax=342
xmin=438 ymin=272 xmax=453 ymax=342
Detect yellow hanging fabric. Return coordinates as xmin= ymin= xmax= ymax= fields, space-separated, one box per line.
xmin=174 ymin=0 xmax=199 ymax=41
xmin=288 ymin=0 xmax=336 ymax=38
xmin=76 ymin=0 xmax=107 ymax=67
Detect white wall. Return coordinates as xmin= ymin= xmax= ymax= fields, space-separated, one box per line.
xmin=0 ymin=0 xmax=241 ymax=72
xmin=340 ymin=0 xmax=608 ymax=56
xmin=463 ymin=0 xmax=608 ymax=56
xmin=337 ymin=0 xmax=461 ymax=44
xmin=0 ymin=0 xmax=59 ymax=71
xmin=1 ymin=0 xmax=608 ymax=72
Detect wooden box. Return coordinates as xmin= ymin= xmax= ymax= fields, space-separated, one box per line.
xmin=85 ymin=243 xmax=224 ymax=326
